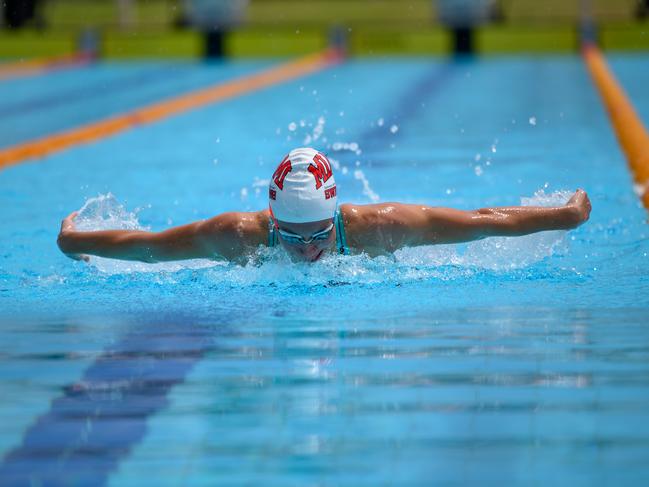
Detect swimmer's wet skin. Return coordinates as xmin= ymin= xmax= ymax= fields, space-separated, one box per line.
xmin=57 ymin=148 xmax=592 ymax=265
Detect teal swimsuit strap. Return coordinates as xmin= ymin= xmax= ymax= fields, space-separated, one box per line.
xmin=334 ymin=208 xmax=349 ymax=255
xmin=268 ymin=217 xmax=278 ymax=247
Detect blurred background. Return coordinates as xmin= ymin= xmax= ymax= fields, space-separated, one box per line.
xmin=0 ymin=0 xmax=647 ymax=59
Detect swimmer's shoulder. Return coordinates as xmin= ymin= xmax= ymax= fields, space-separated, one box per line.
xmin=339 ymin=202 xmax=406 ymax=227
xmin=339 ymin=203 xmax=406 ymax=255
xmin=200 ymin=210 xmax=269 ymax=248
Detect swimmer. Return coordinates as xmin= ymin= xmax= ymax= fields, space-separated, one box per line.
xmin=57 ymin=147 xmax=591 ymax=264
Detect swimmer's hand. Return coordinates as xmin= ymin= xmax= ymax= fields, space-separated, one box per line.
xmin=341 ymin=188 xmax=593 ymax=252
xmin=55 ymin=209 xmax=268 ymax=263
xmin=57 ymin=211 xmax=90 ymax=262
xmin=565 ymin=189 xmax=591 ymax=228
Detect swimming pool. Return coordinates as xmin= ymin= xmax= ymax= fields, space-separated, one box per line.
xmin=1 ymin=54 xmax=649 ymax=485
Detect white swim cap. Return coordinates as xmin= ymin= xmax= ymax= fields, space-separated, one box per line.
xmin=269 ymin=147 xmax=337 ymax=223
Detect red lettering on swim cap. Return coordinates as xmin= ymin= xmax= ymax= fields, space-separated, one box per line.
xmin=324 ymin=186 xmax=337 ymax=199
xmin=307 ymin=153 xmax=333 ymax=190
xmin=272 ymin=156 xmax=292 ymax=190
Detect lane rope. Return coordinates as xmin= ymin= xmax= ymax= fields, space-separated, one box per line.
xmin=0 ymin=48 xmax=343 ymax=170
xmin=582 ymin=43 xmax=649 ymax=209
xmin=0 ymin=52 xmax=94 ymax=81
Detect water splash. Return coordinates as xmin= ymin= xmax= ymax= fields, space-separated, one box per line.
xmin=75 ymin=193 xmax=142 ymax=232
xmin=353 ymin=169 xmax=380 ymax=202
xmin=75 ymin=191 xmax=573 ymax=282
xmin=302 ymin=116 xmax=326 ymax=145
xmin=74 ymin=194 xmax=218 ymax=275
xmin=331 ymin=141 xmax=361 ymax=155
xmin=465 ymin=189 xmax=572 ymax=269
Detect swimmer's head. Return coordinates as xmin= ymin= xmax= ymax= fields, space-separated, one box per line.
xmin=269 ymin=148 xmax=337 ymax=262
xmin=269 ymin=147 xmax=337 ymax=223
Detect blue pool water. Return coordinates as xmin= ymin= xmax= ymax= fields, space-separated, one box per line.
xmin=1 ymin=54 xmax=649 ymax=485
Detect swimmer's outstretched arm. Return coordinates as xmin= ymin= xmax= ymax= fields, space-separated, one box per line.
xmin=343 ymin=189 xmax=591 ymax=253
xmin=57 ymin=211 xmax=268 ymax=263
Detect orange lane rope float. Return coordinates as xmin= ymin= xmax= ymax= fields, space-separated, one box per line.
xmin=583 ymin=43 xmax=649 ymax=210
xmin=0 ymin=48 xmax=344 ymax=170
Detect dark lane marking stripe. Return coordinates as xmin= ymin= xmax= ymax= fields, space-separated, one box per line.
xmin=358 ymin=61 xmax=457 ymax=163
xmin=0 ymin=319 xmax=223 ymax=486
xmin=582 ymin=44 xmax=649 ymax=209
xmin=0 ymin=48 xmax=343 ymax=170
xmin=0 ymin=65 xmax=180 ymax=119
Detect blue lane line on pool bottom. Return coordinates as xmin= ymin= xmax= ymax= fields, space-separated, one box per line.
xmin=0 ymin=65 xmax=180 ymax=119
xmin=0 ymin=317 xmax=227 ymax=487
xmin=358 ymin=60 xmax=458 ymax=162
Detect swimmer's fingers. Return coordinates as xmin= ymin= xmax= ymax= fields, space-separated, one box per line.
xmin=65 ymin=252 xmax=90 ymax=263
xmin=60 ymin=211 xmax=80 ymax=233
xmin=58 ymin=212 xmax=89 ymax=262
xmin=567 ymin=189 xmax=591 ymax=225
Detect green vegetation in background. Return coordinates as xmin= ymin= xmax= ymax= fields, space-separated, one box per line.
xmin=246 ymin=0 xmax=431 ymax=27
xmin=37 ymin=0 xmax=646 ymax=31
xmin=40 ymin=0 xmax=432 ymax=30
xmin=1 ymin=0 xmax=647 ymax=58
xmin=601 ymin=24 xmax=649 ymax=50
xmin=478 ymin=27 xmax=577 ymax=53
xmin=350 ymin=28 xmax=448 ymax=55
xmin=0 ymin=31 xmax=76 ymax=57
xmin=103 ymin=31 xmax=201 ymax=58
xmin=1 ymin=26 xmax=647 ymax=59
xmin=502 ymin=0 xmax=639 ymax=23
xmin=227 ymin=29 xmax=326 ymax=57
xmin=41 ymin=0 xmax=179 ymax=30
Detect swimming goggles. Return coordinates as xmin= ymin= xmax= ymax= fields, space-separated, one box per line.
xmin=277 ymin=223 xmax=334 ymax=245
